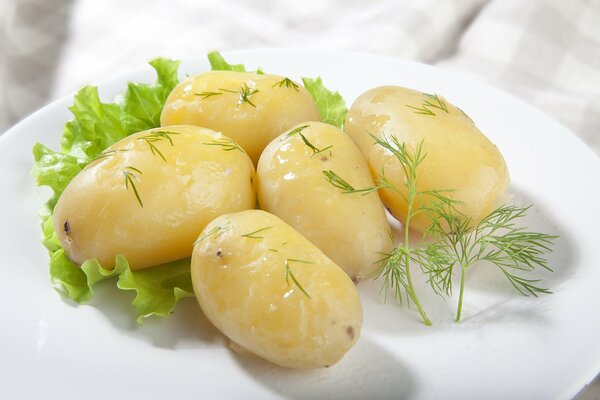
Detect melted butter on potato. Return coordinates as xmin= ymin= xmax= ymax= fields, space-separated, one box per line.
xmin=54 ymin=125 xmax=256 ymax=269
xmin=345 ymin=86 xmax=510 ymax=233
xmin=191 ymin=210 xmax=362 ymax=369
xmin=257 ymin=121 xmax=392 ymax=281
xmin=160 ymin=71 xmax=320 ymax=165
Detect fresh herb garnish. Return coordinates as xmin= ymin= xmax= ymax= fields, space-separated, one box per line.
xmin=91 ymin=148 xmax=129 ymax=162
xmin=194 ymin=91 xmax=223 ymax=99
xmin=406 ymin=93 xmax=448 ymax=116
xmin=220 ymin=83 xmax=259 ymax=108
xmin=299 ymin=134 xmax=333 ymax=157
xmin=241 ymin=226 xmax=273 ymax=239
xmin=322 ymin=170 xmax=379 ymax=195
xmin=273 ymin=77 xmax=300 ymax=91
xmin=368 ymin=134 xmax=555 ymax=324
xmin=281 ymin=125 xmax=310 ymax=141
xmin=194 ymin=223 xmax=233 ymax=245
xmin=372 ymin=137 xmax=437 ymax=325
xmin=418 ymin=204 xmax=556 ymax=321
xmin=122 ymin=166 xmax=144 ymax=207
xmin=137 ymin=130 xmax=179 ymax=161
xmin=283 ymin=125 xmax=332 ymax=156
xmin=202 ymin=137 xmax=244 ymax=152
xmin=284 ymin=259 xmax=312 ymax=298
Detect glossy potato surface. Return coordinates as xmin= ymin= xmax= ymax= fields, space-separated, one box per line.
xmin=54 ymin=125 xmax=256 ymax=269
xmin=160 ymin=71 xmax=320 ymax=165
xmin=257 ymin=121 xmax=392 ymax=281
xmin=191 ymin=210 xmax=362 ymax=369
xmin=345 ymin=86 xmax=510 ymax=233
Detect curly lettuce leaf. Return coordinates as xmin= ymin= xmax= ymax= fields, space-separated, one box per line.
xmin=122 ymin=58 xmax=181 ymax=133
xmin=208 ymin=51 xmax=247 ymax=72
xmin=33 ymin=58 xmax=191 ymax=322
xmin=60 ymin=86 xmax=129 ymax=159
xmin=32 ymin=143 xmax=87 ymax=210
xmin=115 ymin=257 xmax=194 ymax=324
xmin=49 ymin=247 xmax=193 ymax=322
xmin=60 ymin=58 xmax=180 ymax=160
xmin=301 ymin=77 xmax=348 ymax=128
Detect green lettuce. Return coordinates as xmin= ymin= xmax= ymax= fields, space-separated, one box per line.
xmin=33 ymin=58 xmax=193 ymax=322
xmin=32 ymin=143 xmax=87 ymax=210
xmin=60 ymin=58 xmax=181 ymax=159
xmin=208 ymin=51 xmax=247 ymax=72
xmin=301 ymin=77 xmax=348 ymax=128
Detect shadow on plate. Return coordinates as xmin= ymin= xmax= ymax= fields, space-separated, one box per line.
xmin=75 ymin=283 xmax=223 ymax=349
xmin=232 ymin=336 xmax=415 ymax=400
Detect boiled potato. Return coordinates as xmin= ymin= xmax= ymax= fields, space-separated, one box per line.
xmin=160 ymin=71 xmax=320 ymax=165
xmin=54 ymin=125 xmax=256 ymax=269
xmin=257 ymin=121 xmax=392 ymax=281
xmin=191 ymin=210 xmax=362 ymax=369
xmin=345 ymin=86 xmax=509 ymax=233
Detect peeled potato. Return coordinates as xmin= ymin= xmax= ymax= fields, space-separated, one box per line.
xmin=345 ymin=86 xmax=510 ymax=233
xmin=257 ymin=121 xmax=392 ymax=281
xmin=54 ymin=125 xmax=256 ymax=269
xmin=160 ymin=71 xmax=320 ymax=165
xmin=191 ymin=210 xmax=362 ymax=369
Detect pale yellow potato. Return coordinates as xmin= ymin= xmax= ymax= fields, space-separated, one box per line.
xmin=257 ymin=121 xmax=392 ymax=281
xmin=54 ymin=125 xmax=256 ymax=269
xmin=345 ymin=86 xmax=510 ymax=233
xmin=191 ymin=210 xmax=362 ymax=369
xmin=160 ymin=71 xmax=320 ymax=165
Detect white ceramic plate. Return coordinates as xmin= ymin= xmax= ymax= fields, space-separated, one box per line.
xmin=1 ymin=50 xmax=599 ymax=400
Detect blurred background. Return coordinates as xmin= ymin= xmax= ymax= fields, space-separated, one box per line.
xmin=1 ymin=0 xmax=599 ymax=157
xmin=0 ymin=0 xmax=599 ymax=397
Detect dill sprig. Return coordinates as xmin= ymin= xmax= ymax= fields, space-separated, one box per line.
xmin=322 ymin=170 xmax=379 ymax=195
xmin=220 ymin=83 xmax=259 ymax=108
xmin=371 ymin=134 xmax=556 ymax=323
xmin=203 ymin=137 xmax=244 ymax=152
xmin=273 ymin=77 xmax=300 ymax=91
xmin=406 ymin=93 xmax=448 ymax=116
xmin=418 ymin=204 xmax=557 ymax=321
xmin=371 ymin=136 xmax=433 ymax=325
xmin=283 ymin=125 xmax=333 ymax=156
xmin=241 ymin=226 xmax=273 ymax=239
xmin=194 ymin=91 xmax=223 ymax=99
xmin=281 ymin=125 xmax=310 ymax=141
xmin=91 ymin=148 xmax=129 ymax=162
xmin=299 ymin=133 xmax=333 ymax=156
xmin=137 ymin=130 xmax=179 ymax=161
xmin=194 ymin=222 xmax=233 ymax=245
xmin=284 ymin=259 xmax=312 ymax=298
xmin=123 ymin=166 xmax=144 ymax=207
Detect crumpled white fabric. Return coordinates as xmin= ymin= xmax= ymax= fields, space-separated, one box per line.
xmin=1 ymin=0 xmax=599 ymax=158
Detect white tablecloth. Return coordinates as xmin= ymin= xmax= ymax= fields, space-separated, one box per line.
xmin=1 ymin=0 xmax=599 ymax=158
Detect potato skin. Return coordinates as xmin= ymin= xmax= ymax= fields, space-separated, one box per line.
xmin=257 ymin=121 xmax=392 ymax=281
xmin=160 ymin=71 xmax=320 ymax=165
xmin=345 ymin=86 xmax=510 ymax=233
xmin=54 ymin=125 xmax=256 ymax=269
xmin=191 ymin=210 xmax=362 ymax=369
